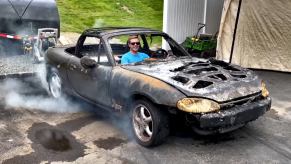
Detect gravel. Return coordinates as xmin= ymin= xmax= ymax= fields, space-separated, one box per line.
xmin=0 ymin=32 xmax=80 ymax=76
xmin=0 ymin=55 xmax=42 ymax=76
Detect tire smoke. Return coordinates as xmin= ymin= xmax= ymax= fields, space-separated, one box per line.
xmin=0 ymin=64 xmax=82 ymax=113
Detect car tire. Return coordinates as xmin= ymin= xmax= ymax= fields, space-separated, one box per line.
xmin=130 ymin=99 xmax=169 ymax=147
xmin=48 ymin=69 xmax=63 ymax=98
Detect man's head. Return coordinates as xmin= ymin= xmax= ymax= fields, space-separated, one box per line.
xmin=128 ymin=35 xmax=140 ymax=54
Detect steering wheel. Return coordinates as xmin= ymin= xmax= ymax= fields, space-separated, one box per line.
xmin=152 ymin=48 xmax=168 ymax=59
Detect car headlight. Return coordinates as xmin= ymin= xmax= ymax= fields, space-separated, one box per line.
xmin=261 ymin=81 xmax=269 ymax=97
xmin=177 ymin=98 xmax=220 ymax=113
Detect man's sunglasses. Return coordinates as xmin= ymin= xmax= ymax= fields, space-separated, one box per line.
xmin=130 ymin=42 xmax=140 ymax=45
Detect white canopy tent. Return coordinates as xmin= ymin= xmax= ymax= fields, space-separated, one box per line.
xmin=217 ymin=0 xmax=291 ymax=72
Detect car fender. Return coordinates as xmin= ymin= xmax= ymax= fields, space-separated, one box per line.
xmin=110 ymin=67 xmax=186 ymax=110
xmin=45 ymin=47 xmax=74 ymax=92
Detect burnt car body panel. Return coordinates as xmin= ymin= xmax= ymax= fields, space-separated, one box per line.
xmin=67 ymin=56 xmax=112 ymax=107
xmin=45 ymin=47 xmax=71 ymax=90
xmin=45 ymin=27 xmax=271 ymax=136
xmin=110 ymin=67 xmax=186 ymax=108
xmin=122 ymin=58 xmax=261 ymax=102
xmin=199 ymin=97 xmax=271 ymax=129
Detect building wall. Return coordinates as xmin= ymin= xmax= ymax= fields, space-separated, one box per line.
xmin=206 ymin=0 xmax=224 ymax=34
xmin=163 ymin=0 xmax=224 ymax=44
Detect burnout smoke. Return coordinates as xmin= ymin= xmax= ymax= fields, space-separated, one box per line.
xmin=5 ymin=92 xmax=81 ymax=113
xmin=0 ymin=67 xmax=82 ymax=113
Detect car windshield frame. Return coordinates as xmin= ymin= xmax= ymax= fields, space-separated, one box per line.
xmin=103 ymin=31 xmax=191 ymax=66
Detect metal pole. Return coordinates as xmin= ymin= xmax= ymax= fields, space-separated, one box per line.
xmin=203 ymin=0 xmax=208 ymax=34
xmin=229 ymin=0 xmax=242 ymax=63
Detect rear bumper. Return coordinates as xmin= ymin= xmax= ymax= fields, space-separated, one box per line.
xmin=198 ymin=97 xmax=271 ymax=129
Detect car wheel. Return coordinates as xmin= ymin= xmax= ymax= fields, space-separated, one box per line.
xmin=131 ymin=99 xmax=169 ymax=147
xmin=48 ymin=70 xmax=63 ymax=98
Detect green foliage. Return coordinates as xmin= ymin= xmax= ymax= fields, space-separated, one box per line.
xmin=182 ymin=37 xmax=217 ymax=52
xmin=57 ymin=0 xmax=163 ymax=33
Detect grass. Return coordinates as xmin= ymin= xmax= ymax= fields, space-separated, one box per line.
xmin=56 ymin=0 xmax=163 ymax=33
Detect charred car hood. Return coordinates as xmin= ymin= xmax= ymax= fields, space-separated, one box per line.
xmin=122 ymin=57 xmax=262 ymax=102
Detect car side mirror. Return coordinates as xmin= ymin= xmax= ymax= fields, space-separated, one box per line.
xmin=80 ymin=56 xmax=97 ymax=69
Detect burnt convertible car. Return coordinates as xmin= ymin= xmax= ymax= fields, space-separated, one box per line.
xmin=45 ymin=27 xmax=271 ymax=147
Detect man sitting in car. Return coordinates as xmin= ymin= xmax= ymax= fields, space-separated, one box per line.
xmin=121 ymin=35 xmax=149 ymax=64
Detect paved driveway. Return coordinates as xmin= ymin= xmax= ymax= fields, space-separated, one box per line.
xmin=0 ymin=70 xmax=290 ymax=164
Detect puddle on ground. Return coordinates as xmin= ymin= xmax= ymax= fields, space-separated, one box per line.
xmin=94 ymin=137 xmax=127 ymax=150
xmin=3 ymin=122 xmax=86 ymax=164
xmin=265 ymin=108 xmax=280 ymax=120
xmin=34 ymin=128 xmax=72 ymax=151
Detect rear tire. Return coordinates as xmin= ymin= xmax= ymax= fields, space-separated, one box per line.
xmin=130 ymin=99 xmax=169 ymax=147
xmin=48 ymin=69 xmax=63 ymax=98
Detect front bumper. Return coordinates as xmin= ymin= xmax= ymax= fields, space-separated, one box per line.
xmin=198 ymin=97 xmax=271 ymax=129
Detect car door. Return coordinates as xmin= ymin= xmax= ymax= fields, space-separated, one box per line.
xmin=67 ymin=36 xmax=112 ymax=107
